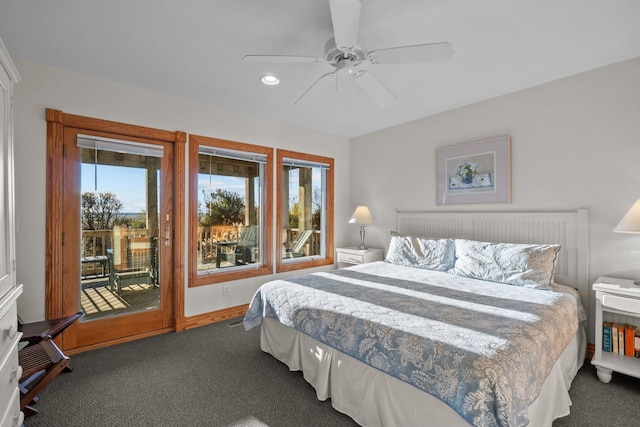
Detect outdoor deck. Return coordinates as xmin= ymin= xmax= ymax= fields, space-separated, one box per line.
xmin=81 ymin=277 xmax=159 ymax=320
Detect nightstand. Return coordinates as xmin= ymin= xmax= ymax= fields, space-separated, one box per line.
xmin=591 ymin=276 xmax=640 ymax=383
xmin=336 ymin=247 xmax=384 ymax=268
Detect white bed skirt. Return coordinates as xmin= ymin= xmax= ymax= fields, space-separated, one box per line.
xmin=261 ymin=317 xmax=586 ymax=427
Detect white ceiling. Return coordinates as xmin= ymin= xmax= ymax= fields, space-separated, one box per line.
xmin=1 ymin=0 xmax=639 ymax=138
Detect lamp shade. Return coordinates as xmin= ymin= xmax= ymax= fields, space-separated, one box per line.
xmin=614 ymin=199 xmax=640 ymax=233
xmin=349 ymin=206 xmax=373 ymax=224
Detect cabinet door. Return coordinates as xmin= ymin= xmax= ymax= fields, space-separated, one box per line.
xmin=0 ymin=57 xmax=16 ymax=298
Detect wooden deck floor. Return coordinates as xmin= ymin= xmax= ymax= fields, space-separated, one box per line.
xmin=81 ymin=280 xmax=160 ymax=321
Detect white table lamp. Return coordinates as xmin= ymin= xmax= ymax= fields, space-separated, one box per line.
xmin=614 ymin=199 xmax=640 ymax=234
xmin=349 ymin=206 xmax=373 ymax=250
xmin=614 ymin=199 xmax=640 ymax=285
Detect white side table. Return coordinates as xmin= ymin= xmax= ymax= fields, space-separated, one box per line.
xmin=591 ymin=276 xmax=640 ymax=383
xmin=336 ymin=247 xmax=383 ymax=268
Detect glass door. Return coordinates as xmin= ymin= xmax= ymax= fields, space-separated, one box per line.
xmin=62 ymin=127 xmax=174 ymax=349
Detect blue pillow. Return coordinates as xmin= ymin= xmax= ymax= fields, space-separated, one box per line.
xmin=449 ymin=239 xmax=560 ymax=289
xmin=385 ymin=232 xmax=455 ymax=271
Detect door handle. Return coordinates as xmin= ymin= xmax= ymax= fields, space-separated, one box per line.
xmin=164 ymin=213 xmax=171 ymax=247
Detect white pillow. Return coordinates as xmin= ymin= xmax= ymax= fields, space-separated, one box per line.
xmin=385 ymin=232 xmax=455 ymax=271
xmin=449 ymin=239 xmax=560 ymax=289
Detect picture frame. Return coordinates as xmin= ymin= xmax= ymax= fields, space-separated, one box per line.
xmin=436 ymin=136 xmax=511 ymax=205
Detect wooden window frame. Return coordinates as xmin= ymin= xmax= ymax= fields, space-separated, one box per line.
xmin=276 ymin=149 xmax=334 ymax=273
xmin=188 ymin=134 xmax=273 ymax=286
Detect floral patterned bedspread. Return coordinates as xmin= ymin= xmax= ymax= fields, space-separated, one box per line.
xmin=243 ymin=262 xmax=585 ymax=427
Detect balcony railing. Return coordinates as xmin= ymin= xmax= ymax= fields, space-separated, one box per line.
xmin=81 ymin=227 xmax=155 ymax=277
xmin=84 ymin=224 xmax=324 ymax=277
xmin=196 ymin=225 xmax=322 ymax=270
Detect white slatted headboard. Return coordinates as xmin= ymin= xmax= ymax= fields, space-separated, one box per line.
xmin=396 ymin=209 xmax=589 ymax=314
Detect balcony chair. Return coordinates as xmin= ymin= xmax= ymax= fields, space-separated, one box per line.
xmin=284 ymin=229 xmax=313 ymax=258
xmin=235 ymin=225 xmax=258 ymax=265
xmin=106 ymin=238 xmax=158 ymax=297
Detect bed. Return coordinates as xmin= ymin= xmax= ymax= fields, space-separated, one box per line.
xmin=244 ymin=210 xmax=589 ymax=427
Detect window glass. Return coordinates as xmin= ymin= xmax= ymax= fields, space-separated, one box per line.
xmin=277 ymin=150 xmax=334 ymax=272
xmin=78 ymin=135 xmax=162 ymax=319
xmin=190 ymin=136 xmax=272 ymax=285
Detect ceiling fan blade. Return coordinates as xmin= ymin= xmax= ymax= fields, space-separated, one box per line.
xmin=294 ymin=71 xmax=336 ymax=105
xmin=329 ymin=0 xmax=361 ymax=50
xmin=368 ymin=42 xmax=454 ymax=64
xmin=353 ymin=71 xmax=397 ymax=108
xmin=242 ymin=54 xmax=325 ymax=64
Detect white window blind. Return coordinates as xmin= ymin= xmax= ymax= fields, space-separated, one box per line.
xmin=77 ymin=135 xmax=164 ymax=158
xmin=198 ymin=146 xmax=267 ymax=164
xmin=282 ymin=157 xmax=330 ymax=169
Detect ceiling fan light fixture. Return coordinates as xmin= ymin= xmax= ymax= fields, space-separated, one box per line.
xmin=260 ymin=74 xmax=280 ymax=86
xmin=245 ymin=1 xmax=453 ymax=106
xmin=337 ymin=58 xmax=357 ymax=76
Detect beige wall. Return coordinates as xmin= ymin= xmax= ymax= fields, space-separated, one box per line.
xmin=12 ymin=60 xmax=351 ymax=321
xmin=349 ymin=57 xmax=640 ymax=341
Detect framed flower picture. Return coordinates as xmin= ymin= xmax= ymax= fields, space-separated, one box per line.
xmin=436 ymin=136 xmax=511 ymax=205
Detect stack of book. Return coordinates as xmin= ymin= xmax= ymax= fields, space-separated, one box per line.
xmin=602 ymin=322 xmax=640 ymax=357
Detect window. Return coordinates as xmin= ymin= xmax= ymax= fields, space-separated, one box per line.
xmin=189 ymin=135 xmax=272 ymax=285
xmin=77 ymin=135 xmax=164 ymax=319
xmin=276 ymin=149 xmax=334 ymax=272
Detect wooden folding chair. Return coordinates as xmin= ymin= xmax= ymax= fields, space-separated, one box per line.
xmin=17 ymin=311 xmax=81 ymax=415
xmin=18 ymin=337 xmax=70 ymax=416
xmin=18 ymin=311 xmax=83 ymax=347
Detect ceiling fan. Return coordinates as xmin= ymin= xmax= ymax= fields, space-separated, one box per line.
xmin=242 ymin=0 xmax=454 ymax=107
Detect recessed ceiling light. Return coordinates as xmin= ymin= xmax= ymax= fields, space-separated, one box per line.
xmin=261 ymin=74 xmax=280 ymax=86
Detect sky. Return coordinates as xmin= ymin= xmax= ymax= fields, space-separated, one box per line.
xmin=197 ymin=173 xmax=247 ymax=203
xmin=82 ymin=164 xmax=147 ymax=212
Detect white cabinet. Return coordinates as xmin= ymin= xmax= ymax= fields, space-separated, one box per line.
xmin=0 ymin=285 xmax=22 ymax=427
xmin=0 ymin=38 xmax=22 ymax=425
xmin=591 ymin=276 xmax=640 ymax=383
xmin=336 ymin=247 xmax=384 ymax=268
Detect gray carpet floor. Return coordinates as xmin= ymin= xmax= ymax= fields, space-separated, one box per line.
xmin=22 ymin=319 xmax=640 ymax=426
